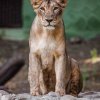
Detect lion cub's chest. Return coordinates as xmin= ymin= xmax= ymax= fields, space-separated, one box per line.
xmin=31 ymin=35 xmax=57 ymax=52
xmin=38 ymin=36 xmax=56 ymax=52
xmin=31 ymin=35 xmax=57 ymax=69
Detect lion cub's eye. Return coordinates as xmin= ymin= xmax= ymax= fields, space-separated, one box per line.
xmin=54 ymin=7 xmax=59 ymax=11
xmin=40 ymin=7 xmax=45 ymax=12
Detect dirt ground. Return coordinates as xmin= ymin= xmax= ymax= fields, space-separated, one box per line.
xmin=0 ymin=36 xmax=100 ymax=94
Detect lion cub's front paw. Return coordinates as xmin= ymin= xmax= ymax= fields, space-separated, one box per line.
xmin=55 ymin=89 xmax=66 ymax=96
xmin=41 ymin=88 xmax=47 ymax=95
xmin=31 ymin=92 xmax=40 ymax=96
xmin=30 ymin=89 xmax=41 ymax=96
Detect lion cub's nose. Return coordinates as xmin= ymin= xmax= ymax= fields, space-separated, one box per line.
xmin=46 ymin=19 xmax=53 ymax=23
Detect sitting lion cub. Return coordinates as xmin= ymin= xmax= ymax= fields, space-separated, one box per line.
xmin=28 ymin=0 xmax=83 ymax=97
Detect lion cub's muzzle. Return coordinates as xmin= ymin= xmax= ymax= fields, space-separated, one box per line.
xmin=45 ymin=17 xmax=55 ymax=27
xmin=42 ymin=16 xmax=57 ymax=28
xmin=45 ymin=18 xmax=53 ymax=24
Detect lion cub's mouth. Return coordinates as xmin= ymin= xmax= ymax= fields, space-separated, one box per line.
xmin=43 ymin=23 xmax=56 ymax=29
xmin=44 ymin=25 xmax=55 ymax=29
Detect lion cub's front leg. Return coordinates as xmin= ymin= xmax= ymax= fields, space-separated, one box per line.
xmin=55 ymin=54 xmax=67 ymax=96
xmin=28 ymin=53 xmax=47 ymax=96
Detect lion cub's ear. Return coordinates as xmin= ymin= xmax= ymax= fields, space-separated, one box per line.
xmin=30 ymin=0 xmax=43 ymax=9
xmin=56 ymin=0 xmax=67 ymax=8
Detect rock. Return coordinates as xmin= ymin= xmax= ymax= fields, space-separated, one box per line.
xmin=42 ymin=93 xmax=60 ymax=100
xmin=1 ymin=94 xmax=16 ymax=100
xmin=61 ymin=95 xmax=77 ymax=100
xmin=48 ymin=91 xmax=60 ymax=97
xmin=0 ymin=90 xmax=9 ymax=95
xmin=79 ymin=91 xmax=100 ymax=99
xmin=0 ymin=91 xmax=100 ymax=100
xmin=17 ymin=93 xmax=32 ymax=99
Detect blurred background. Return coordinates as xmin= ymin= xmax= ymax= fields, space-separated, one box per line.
xmin=0 ymin=0 xmax=100 ymax=93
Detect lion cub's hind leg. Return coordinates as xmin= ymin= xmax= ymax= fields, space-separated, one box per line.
xmin=69 ymin=58 xmax=83 ymax=97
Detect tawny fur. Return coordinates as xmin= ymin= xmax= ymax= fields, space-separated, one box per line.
xmin=28 ymin=0 xmax=83 ymax=97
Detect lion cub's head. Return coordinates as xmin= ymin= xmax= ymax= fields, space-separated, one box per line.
xmin=30 ymin=0 xmax=67 ymax=29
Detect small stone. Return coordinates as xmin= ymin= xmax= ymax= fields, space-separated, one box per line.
xmin=61 ymin=95 xmax=77 ymax=100
xmin=17 ymin=93 xmax=32 ymax=99
xmin=78 ymin=98 xmax=89 ymax=100
xmin=48 ymin=92 xmax=60 ymax=97
xmin=1 ymin=95 xmax=10 ymax=100
xmin=0 ymin=90 xmax=9 ymax=95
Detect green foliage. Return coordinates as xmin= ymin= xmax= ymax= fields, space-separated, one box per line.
xmin=1 ymin=0 xmax=100 ymax=40
xmin=63 ymin=0 xmax=100 ymax=39
xmin=0 ymin=29 xmax=29 ymax=40
xmin=90 ymin=48 xmax=98 ymax=59
xmin=82 ymin=65 xmax=89 ymax=81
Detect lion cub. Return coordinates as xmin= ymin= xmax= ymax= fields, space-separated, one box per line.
xmin=28 ymin=0 xmax=83 ymax=97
